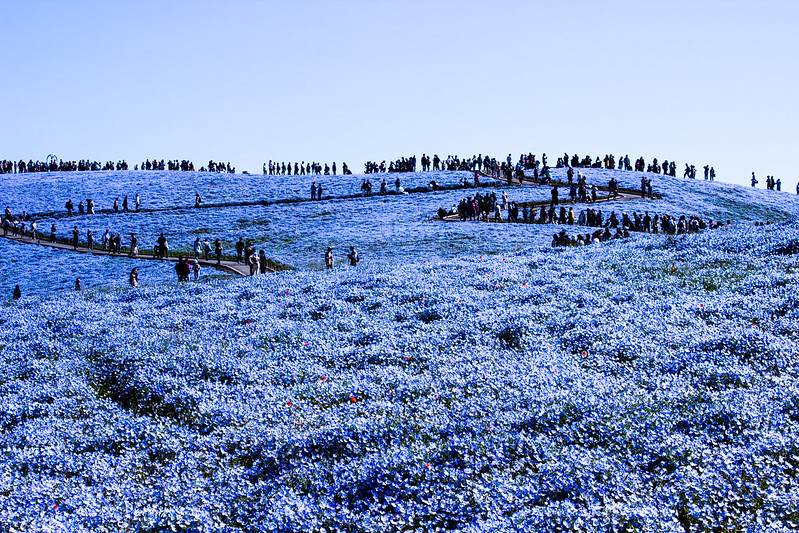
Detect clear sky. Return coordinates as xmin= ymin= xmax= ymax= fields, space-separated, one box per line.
xmin=1 ymin=0 xmax=797 ymax=187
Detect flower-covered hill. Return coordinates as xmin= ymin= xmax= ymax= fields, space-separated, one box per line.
xmin=2 ymin=221 xmax=799 ymax=530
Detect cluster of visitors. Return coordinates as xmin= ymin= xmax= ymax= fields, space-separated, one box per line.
xmin=64 ymin=194 xmax=142 ymax=216
xmin=552 ymin=213 xmax=728 ymax=247
xmin=364 ymin=156 xmax=417 ymax=173
xmin=552 ymin=227 xmax=631 ymax=246
xmin=323 ymin=246 xmax=359 ymax=269
xmin=191 ymin=237 xmax=223 ymax=264
xmin=264 ymin=161 xmax=339 ymax=176
xmin=0 ymin=159 xmax=129 ymax=174
xmin=752 ymin=173 xmax=783 ymax=191
xmin=137 ymin=159 xmax=197 ymax=172
xmin=175 ymin=257 xmax=201 ymax=282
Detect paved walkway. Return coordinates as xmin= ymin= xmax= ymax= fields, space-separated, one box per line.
xmin=0 ymin=232 xmax=261 ymax=276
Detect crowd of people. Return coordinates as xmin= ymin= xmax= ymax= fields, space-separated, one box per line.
xmin=0 ymin=159 xmax=130 ymax=174
xmin=0 ymin=158 xmax=242 ymax=174
xmin=552 ymin=211 xmax=729 ymax=246
xmin=264 ymin=161 xmax=345 ymax=176
xmin=63 ymin=193 xmax=142 ymax=216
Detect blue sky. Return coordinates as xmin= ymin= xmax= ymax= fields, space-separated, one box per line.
xmin=1 ymin=0 xmax=797 ymax=188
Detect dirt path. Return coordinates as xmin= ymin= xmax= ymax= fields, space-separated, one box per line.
xmin=0 ymin=232 xmax=260 ymax=276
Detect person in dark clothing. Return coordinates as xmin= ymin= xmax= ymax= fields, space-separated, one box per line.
xmin=214 ymin=239 xmax=223 ymax=264
xmin=259 ymin=250 xmax=269 ymax=274
xmin=50 ymin=224 xmax=56 ymax=243
xmin=175 ymin=257 xmax=190 ymax=282
xmin=72 ymin=225 xmax=79 ymax=249
xmin=75 ymin=278 xmax=82 ymax=291
xmin=236 ymin=238 xmax=245 ymax=263
xmin=347 ymin=246 xmax=359 ymax=266
xmin=13 ymin=285 xmax=21 ymax=300
xmin=550 ymin=186 xmax=559 ymax=206
xmin=66 ymin=199 xmax=74 ymax=217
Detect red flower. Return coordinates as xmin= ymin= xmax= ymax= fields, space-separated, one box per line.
xmin=350 ymin=395 xmax=357 ymax=403
xmin=320 ymin=375 xmax=328 ymax=382
xmin=425 ymin=462 xmax=431 ymax=469
xmin=286 ymin=400 xmax=293 ymax=407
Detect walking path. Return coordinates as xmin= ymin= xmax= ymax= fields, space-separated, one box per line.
xmin=24 ymin=180 xmax=514 ymax=222
xmin=0 ymin=232 xmax=261 ymax=276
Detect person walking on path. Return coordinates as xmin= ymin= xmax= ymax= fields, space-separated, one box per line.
xmin=214 ymin=239 xmax=223 ymax=265
xmin=236 ymin=238 xmax=245 ymax=263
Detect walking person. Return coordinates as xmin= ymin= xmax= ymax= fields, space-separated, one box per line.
xmin=192 ymin=259 xmax=201 ymax=281
xmin=214 ymin=239 xmax=223 ymax=265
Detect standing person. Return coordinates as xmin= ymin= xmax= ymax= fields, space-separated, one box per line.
xmin=214 ymin=239 xmax=223 ymax=264
xmin=347 ymin=246 xmax=359 ymax=266
xmin=87 ymin=199 xmax=94 ymax=214
xmin=102 ymin=229 xmax=110 ymax=251
xmin=86 ymin=230 xmax=94 ymax=250
xmin=195 ymin=193 xmax=202 ymax=207
xmin=113 ymin=198 xmax=119 ymax=212
xmin=122 ymin=195 xmax=129 ymax=212
xmin=192 ymin=259 xmax=201 ymax=281
xmin=236 ymin=237 xmax=245 ymax=263
xmin=72 ymin=225 xmax=79 ymax=249
xmin=31 ymin=220 xmax=38 ymax=241
xmin=129 ymin=268 xmax=139 ymax=287
xmin=50 ymin=223 xmax=56 ymax=243
xmin=175 ymin=258 xmax=185 ymax=282
xmin=135 ymin=193 xmax=141 ymax=212
xmin=311 ymin=181 xmax=317 ymax=200
xmin=129 ymin=233 xmax=138 ymax=257
xmin=74 ymin=278 xmax=82 ymax=291
xmin=66 ymin=199 xmax=74 ymax=217
xmin=325 ymin=247 xmax=334 ymax=269
xmin=259 ymin=249 xmax=268 ymax=274
xmin=249 ymin=252 xmax=259 ymax=275
xmin=13 ymin=285 xmax=21 ymax=300
xmin=317 ymin=183 xmax=324 ymax=200
xmin=551 ymin=186 xmax=559 ymax=206
xmin=194 ymin=237 xmax=202 ymax=259
xmin=203 ymin=238 xmax=211 ymax=260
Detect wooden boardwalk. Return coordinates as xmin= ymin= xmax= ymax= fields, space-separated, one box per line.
xmin=0 ymin=232 xmax=261 ymax=276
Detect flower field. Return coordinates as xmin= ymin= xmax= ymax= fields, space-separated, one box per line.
xmin=1 ymin=168 xmax=799 ymax=530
